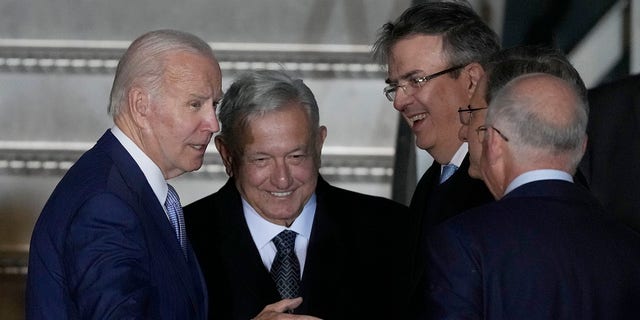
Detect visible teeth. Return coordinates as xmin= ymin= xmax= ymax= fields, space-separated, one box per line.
xmin=271 ymin=191 xmax=292 ymax=197
xmin=409 ymin=114 xmax=426 ymax=123
xmin=192 ymin=145 xmax=203 ymax=150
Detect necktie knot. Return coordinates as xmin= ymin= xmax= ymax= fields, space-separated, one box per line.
xmin=440 ymin=163 xmax=459 ymax=184
xmin=165 ymin=184 xmax=187 ymax=257
xmin=272 ymin=229 xmax=297 ymax=253
xmin=165 ymin=184 xmax=181 ymax=210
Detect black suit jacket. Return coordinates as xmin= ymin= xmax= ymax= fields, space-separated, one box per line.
xmin=425 ymin=179 xmax=640 ymax=319
xmin=406 ymin=155 xmax=494 ymax=316
xmin=184 ymin=176 xmax=411 ymax=320
xmin=580 ymin=73 xmax=640 ymax=231
xmin=410 ymin=155 xmax=494 ymax=227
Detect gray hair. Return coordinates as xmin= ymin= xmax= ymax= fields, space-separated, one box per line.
xmin=217 ymin=70 xmax=320 ymax=158
xmin=107 ymin=29 xmax=216 ymax=117
xmin=372 ymin=1 xmax=500 ymax=77
xmin=486 ymin=74 xmax=588 ymax=171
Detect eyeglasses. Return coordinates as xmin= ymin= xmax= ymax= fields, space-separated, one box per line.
xmin=383 ymin=65 xmax=465 ymax=102
xmin=458 ymin=105 xmax=488 ymax=125
xmin=475 ymin=125 xmax=510 ymax=143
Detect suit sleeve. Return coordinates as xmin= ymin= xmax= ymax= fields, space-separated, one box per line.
xmin=65 ymin=193 xmax=150 ymax=319
xmin=423 ymin=224 xmax=482 ymax=320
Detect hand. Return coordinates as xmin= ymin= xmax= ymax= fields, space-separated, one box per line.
xmin=252 ymin=298 xmax=322 ymax=320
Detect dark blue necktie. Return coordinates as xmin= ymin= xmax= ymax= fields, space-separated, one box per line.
xmin=270 ymin=230 xmax=300 ymax=299
xmin=165 ymin=184 xmax=187 ymax=257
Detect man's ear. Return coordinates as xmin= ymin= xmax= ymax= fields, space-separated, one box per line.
xmin=316 ymin=125 xmax=327 ymax=152
xmin=484 ymin=127 xmax=506 ymax=166
xmin=128 ymin=87 xmax=150 ymax=128
xmin=581 ymin=134 xmax=588 ymax=154
xmin=215 ymin=136 xmax=234 ymax=177
xmin=464 ymin=62 xmax=485 ymax=98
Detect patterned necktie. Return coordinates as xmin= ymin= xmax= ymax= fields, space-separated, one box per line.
xmin=440 ymin=163 xmax=458 ymax=184
xmin=270 ymin=230 xmax=300 ymax=299
xmin=165 ymin=184 xmax=187 ymax=257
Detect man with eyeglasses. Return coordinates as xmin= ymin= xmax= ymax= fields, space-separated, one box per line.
xmin=457 ymin=45 xmax=589 ymax=181
xmin=372 ymin=2 xmax=499 ymax=316
xmin=424 ymin=73 xmax=640 ymax=319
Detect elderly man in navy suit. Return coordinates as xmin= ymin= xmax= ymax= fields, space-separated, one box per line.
xmin=26 ymin=30 xmax=221 ymax=319
xmin=424 ymin=73 xmax=640 ymax=319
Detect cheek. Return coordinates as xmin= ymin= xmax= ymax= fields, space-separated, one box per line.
xmin=237 ymin=166 xmax=269 ymax=189
xmin=469 ymin=140 xmax=482 ymax=155
xmin=151 ymin=111 xmax=183 ymax=141
xmin=291 ymin=162 xmax=317 ymax=182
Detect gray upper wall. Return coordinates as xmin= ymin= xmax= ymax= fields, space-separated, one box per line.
xmin=0 ymin=0 xmax=411 ymax=45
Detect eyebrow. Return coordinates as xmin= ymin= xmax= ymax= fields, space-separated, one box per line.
xmin=385 ymin=70 xmax=423 ymax=84
xmin=189 ymin=93 xmax=212 ymax=100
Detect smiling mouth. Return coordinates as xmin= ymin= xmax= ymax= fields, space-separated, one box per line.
xmin=407 ymin=113 xmax=426 ymax=126
xmin=270 ymin=191 xmax=292 ymax=197
xmin=190 ymin=144 xmax=208 ymax=151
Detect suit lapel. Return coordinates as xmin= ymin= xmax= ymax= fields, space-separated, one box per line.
xmin=410 ymin=161 xmax=440 ymax=214
xmin=216 ymin=181 xmax=281 ymax=303
xmin=100 ymin=131 xmax=205 ymax=316
xmin=298 ymin=177 xmax=349 ymax=316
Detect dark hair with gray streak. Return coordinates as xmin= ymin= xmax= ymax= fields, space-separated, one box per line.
xmin=372 ymin=1 xmax=500 ymax=77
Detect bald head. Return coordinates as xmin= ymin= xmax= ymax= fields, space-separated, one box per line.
xmin=486 ymin=73 xmax=588 ymax=172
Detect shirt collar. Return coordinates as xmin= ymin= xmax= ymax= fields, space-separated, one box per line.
xmin=243 ymin=193 xmax=316 ymax=250
xmin=442 ymin=142 xmax=468 ymax=171
xmin=505 ymin=169 xmax=573 ymax=195
xmin=111 ymin=126 xmax=168 ymax=205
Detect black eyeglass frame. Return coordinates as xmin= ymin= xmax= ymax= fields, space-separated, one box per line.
xmin=457 ymin=105 xmax=488 ymax=125
xmin=475 ymin=125 xmax=510 ymax=142
xmin=383 ymin=65 xmax=466 ymax=102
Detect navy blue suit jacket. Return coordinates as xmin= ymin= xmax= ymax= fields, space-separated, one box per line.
xmin=425 ymin=179 xmax=640 ymax=319
xmin=26 ymin=130 xmax=207 ymax=319
xmin=184 ymin=177 xmax=411 ymax=320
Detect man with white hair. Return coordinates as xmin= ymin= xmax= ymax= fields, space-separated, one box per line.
xmin=424 ymin=73 xmax=640 ymax=319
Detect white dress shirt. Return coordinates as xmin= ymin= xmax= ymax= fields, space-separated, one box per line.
xmin=441 ymin=142 xmax=468 ymax=174
xmin=111 ymin=126 xmax=171 ymax=218
xmin=243 ymin=194 xmax=316 ymax=277
xmin=505 ymin=169 xmax=574 ymax=195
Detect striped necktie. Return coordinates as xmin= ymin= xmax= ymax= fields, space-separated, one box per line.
xmin=165 ymin=184 xmax=187 ymax=257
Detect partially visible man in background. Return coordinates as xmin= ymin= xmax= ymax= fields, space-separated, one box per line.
xmin=458 ymin=45 xmax=588 ymax=179
xmin=26 ymin=29 xmax=221 ymax=319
